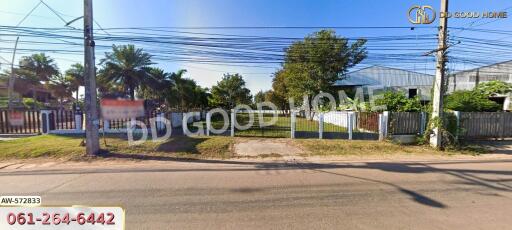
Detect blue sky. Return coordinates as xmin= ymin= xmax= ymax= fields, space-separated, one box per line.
xmin=1 ymin=0 xmax=511 ymax=95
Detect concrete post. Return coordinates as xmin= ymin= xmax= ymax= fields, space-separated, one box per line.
xmin=230 ymin=110 xmax=235 ymax=137
xmin=40 ymin=110 xmax=52 ymax=134
xmin=420 ymin=112 xmax=427 ymax=135
xmin=103 ymin=120 xmax=110 ymax=132
xmin=319 ymin=113 xmax=324 ymax=139
xmin=379 ymin=111 xmax=389 ymax=141
xmin=291 ymin=111 xmax=296 ymax=139
xmin=206 ymin=111 xmax=211 ymax=136
xmin=74 ymin=113 xmax=82 ymax=130
xmin=454 ymin=111 xmax=461 ymax=140
xmin=348 ymin=112 xmax=354 ymax=140
xmin=156 ymin=113 xmax=165 ymax=131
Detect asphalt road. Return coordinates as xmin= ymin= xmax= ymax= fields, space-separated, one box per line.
xmin=1 ymin=158 xmax=512 ymax=229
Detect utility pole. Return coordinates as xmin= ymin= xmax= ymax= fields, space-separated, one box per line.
xmin=430 ymin=0 xmax=449 ymax=148
xmin=84 ymin=0 xmax=100 ymax=155
xmin=7 ymin=37 xmax=19 ymax=109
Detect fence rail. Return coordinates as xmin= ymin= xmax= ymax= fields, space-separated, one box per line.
xmin=0 ymin=110 xmax=41 ymax=134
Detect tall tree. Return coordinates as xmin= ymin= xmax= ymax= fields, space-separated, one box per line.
xmin=65 ymin=63 xmax=84 ymax=100
xmin=254 ymin=90 xmax=267 ymax=104
xmin=17 ymin=53 xmax=59 ymax=83
xmin=15 ymin=53 xmax=60 ymax=102
xmin=270 ymin=70 xmax=290 ymax=111
xmin=282 ymin=30 xmax=367 ymax=100
xmin=162 ymin=69 xmax=208 ymax=110
xmin=137 ymin=67 xmax=172 ymax=105
xmin=99 ymin=45 xmax=154 ymax=100
xmin=47 ymin=74 xmax=73 ymax=108
xmin=209 ymin=73 xmax=252 ymax=109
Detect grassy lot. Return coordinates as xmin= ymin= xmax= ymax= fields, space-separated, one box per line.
xmin=0 ymin=134 xmax=234 ymax=160
xmin=210 ymin=113 xmax=346 ymax=138
xmin=0 ymin=134 xmax=487 ymax=161
xmin=297 ymin=139 xmax=489 ymax=157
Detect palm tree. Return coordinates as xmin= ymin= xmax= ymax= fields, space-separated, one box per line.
xmin=17 ymin=53 xmax=59 ymax=82
xmin=167 ymin=69 xmax=191 ymax=110
xmin=99 ymin=45 xmax=154 ymax=100
xmin=137 ymin=67 xmax=173 ymax=105
xmin=65 ymin=63 xmax=84 ymax=100
xmin=15 ymin=53 xmax=59 ymax=102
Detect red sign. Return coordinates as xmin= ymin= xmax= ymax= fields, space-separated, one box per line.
xmin=100 ymin=99 xmax=145 ymax=120
xmin=8 ymin=111 xmax=24 ymax=126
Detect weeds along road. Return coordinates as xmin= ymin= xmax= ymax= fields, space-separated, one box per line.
xmin=1 ymin=158 xmax=512 ymax=229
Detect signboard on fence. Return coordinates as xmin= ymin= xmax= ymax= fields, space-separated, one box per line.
xmin=7 ymin=111 xmax=24 ymax=126
xmin=100 ymin=99 xmax=145 ymax=120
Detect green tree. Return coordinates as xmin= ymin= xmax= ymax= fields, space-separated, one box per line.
xmin=15 ymin=53 xmax=60 ymax=102
xmin=444 ymin=90 xmax=501 ymax=112
xmin=17 ymin=53 xmax=59 ymax=83
xmin=47 ymin=74 xmax=73 ymax=108
xmin=270 ymin=70 xmax=290 ymax=111
xmin=100 ymin=45 xmax=154 ymax=100
xmin=254 ymin=90 xmax=267 ymax=104
xmin=64 ymin=63 xmax=84 ymax=100
xmin=209 ymin=73 xmax=252 ymax=109
xmin=137 ymin=67 xmax=172 ymax=105
xmin=282 ymin=30 xmax=367 ymax=100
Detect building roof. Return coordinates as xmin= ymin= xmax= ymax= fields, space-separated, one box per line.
xmin=334 ymin=65 xmax=434 ymax=87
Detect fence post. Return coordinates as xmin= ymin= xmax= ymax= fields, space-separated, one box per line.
xmin=419 ymin=112 xmax=426 ymax=135
xmin=500 ymin=112 xmax=505 ymax=140
xmin=40 ymin=110 xmax=52 ymax=134
xmin=154 ymin=113 xmax=163 ymax=131
xmin=379 ymin=111 xmax=389 ymax=141
xmin=291 ymin=111 xmax=296 ymax=139
xmin=348 ymin=112 xmax=354 ymax=140
xmin=75 ymin=113 xmax=82 ymax=130
xmin=206 ymin=111 xmax=211 ymax=136
xmin=230 ymin=110 xmax=235 ymax=137
xmin=319 ymin=113 xmax=324 ymax=139
xmin=103 ymin=120 xmax=110 ymax=132
xmin=454 ymin=111 xmax=461 ymax=140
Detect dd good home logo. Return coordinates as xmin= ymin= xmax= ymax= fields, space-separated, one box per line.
xmin=408 ymin=5 xmax=436 ymax=24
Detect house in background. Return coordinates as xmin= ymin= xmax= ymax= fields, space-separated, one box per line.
xmin=334 ymin=65 xmax=434 ymax=101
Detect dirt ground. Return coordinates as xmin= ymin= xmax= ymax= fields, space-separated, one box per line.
xmin=234 ymin=139 xmax=304 ymax=156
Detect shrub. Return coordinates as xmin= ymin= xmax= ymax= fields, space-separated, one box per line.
xmin=444 ymin=90 xmax=501 ymax=112
xmin=475 ymin=80 xmax=512 ymax=96
xmin=374 ymin=91 xmax=423 ymax=112
xmin=22 ymin=98 xmax=44 ymax=109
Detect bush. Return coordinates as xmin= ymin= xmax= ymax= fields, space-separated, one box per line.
xmin=22 ymin=98 xmax=44 ymax=109
xmin=374 ymin=91 xmax=423 ymax=112
xmin=444 ymin=90 xmax=501 ymax=112
xmin=475 ymin=80 xmax=512 ymax=96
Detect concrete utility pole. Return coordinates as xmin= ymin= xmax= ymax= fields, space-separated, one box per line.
xmin=430 ymin=0 xmax=449 ymax=148
xmin=84 ymin=0 xmax=100 ymax=155
xmin=7 ymin=37 xmax=19 ymax=109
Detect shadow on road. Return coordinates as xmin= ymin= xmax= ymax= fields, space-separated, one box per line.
xmin=3 ymin=155 xmax=512 ymax=209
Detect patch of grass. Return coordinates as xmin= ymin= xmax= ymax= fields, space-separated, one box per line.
xmin=296 ymin=139 xmax=488 ymax=156
xmin=0 ymin=134 xmax=235 ymax=160
xmin=0 ymin=135 xmax=85 ymax=159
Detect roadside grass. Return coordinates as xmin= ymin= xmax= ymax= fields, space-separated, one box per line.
xmin=297 ymin=139 xmax=490 ymax=157
xmin=0 ymin=134 xmax=489 ymax=161
xmin=0 ymin=134 xmax=235 ymax=160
